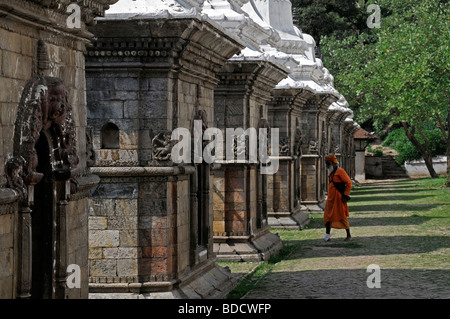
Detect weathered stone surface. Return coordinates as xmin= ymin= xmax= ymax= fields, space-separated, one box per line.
xmin=89 ymin=230 xmax=120 ymax=248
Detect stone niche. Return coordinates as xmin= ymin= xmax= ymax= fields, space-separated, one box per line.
xmin=85 ymin=5 xmax=244 ymax=298
xmin=0 ymin=0 xmax=117 ymax=299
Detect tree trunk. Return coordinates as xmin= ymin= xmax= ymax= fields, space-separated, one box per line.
xmin=447 ymin=103 xmax=450 ymax=186
xmin=435 ymin=103 xmax=449 ymax=186
xmin=402 ymin=124 xmax=439 ymax=178
xmin=393 ymin=107 xmax=439 ymax=178
xmin=447 ymin=134 xmax=450 ymax=186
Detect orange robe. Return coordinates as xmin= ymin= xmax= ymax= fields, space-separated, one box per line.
xmin=324 ymin=167 xmax=352 ymax=229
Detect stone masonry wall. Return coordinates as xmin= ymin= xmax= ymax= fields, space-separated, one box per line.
xmin=0 ymin=205 xmax=17 ymax=298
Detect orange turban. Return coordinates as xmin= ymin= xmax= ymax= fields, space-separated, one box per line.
xmin=325 ymin=154 xmax=338 ymax=163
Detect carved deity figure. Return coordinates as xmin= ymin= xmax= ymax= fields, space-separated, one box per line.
xmin=308 ymin=138 xmax=319 ymax=154
xmin=5 ymin=156 xmax=28 ymax=201
xmin=293 ymin=126 xmax=303 ymax=157
xmin=152 ymin=132 xmax=173 ymax=161
xmin=279 ymin=137 xmax=290 ymax=156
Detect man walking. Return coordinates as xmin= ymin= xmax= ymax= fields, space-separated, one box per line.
xmin=323 ymin=154 xmax=352 ymax=241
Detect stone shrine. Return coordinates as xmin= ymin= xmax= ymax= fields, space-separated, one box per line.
xmin=85 ymin=0 xmax=244 ymax=298
xmin=0 ymin=0 xmax=118 ymax=299
xmin=0 ymin=0 xmax=359 ymax=299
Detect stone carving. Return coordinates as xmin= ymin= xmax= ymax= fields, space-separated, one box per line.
xmin=5 ymin=156 xmax=28 ymax=201
xmin=234 ymin=133 xmax=247 ymax=159
xmin=320 ymin=130 xmax=327 ymax=156
xmin=308 ymin=138 xmax=319 ymax=154
xmin=329 ymin=135 xmax=336 ymax=154
xmin=257 ymin=118 xmax=270 ymax=157
xmin=152 ymin=131 xmax=173 ymax=161
xmin=293 ymin=126 xmax=303 ymax=157
xmin=335 ymin=145 xmax=341 ymax=154
xmin=194 ymin=109 xmax=208 ymax=133
xmin=279 ymin=137 xmax=290 ymax=156
xmin=10 ymin=75 xmax=78 ymax=196
xmin=86 ymin=128 xmax=96 ymax=167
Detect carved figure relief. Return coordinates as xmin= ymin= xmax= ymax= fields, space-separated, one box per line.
xmin=320 ymin=130 xmax=327 ymax=156
xmin=5 ymin=156 xmax=27 ymax=201
xmin=308 ymin=138 xmax=319 ymax=154
xmin=194 ymin=109 xmax=208 ymax=133
xmin=256 ymin=118 xmax=269 ymax=158
xmin=279 ymin=137 xmax=290 ymax=156
xmin=293 ymin=126 xmax=303 ymax=157
xmin=152 ymin=131 xmax=173 ymax=161
xmin=7 ymin=75 xmax=78 ymax=201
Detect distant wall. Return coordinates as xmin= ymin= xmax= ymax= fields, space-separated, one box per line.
xmin=355 ymin=151 xmax=365 ymax=182
xmin=405 ymin=156 xmax=447 ymax=177
xmin=365 ymin=156 xmax=383 ymax=178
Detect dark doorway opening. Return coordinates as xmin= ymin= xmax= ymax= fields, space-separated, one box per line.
xmin=31 ymin=131 xmax=54 ymax=299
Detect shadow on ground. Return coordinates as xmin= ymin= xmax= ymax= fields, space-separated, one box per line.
xmin=304 ymin=214 xmax=447 ymax=229
xmin=284 ymin=235 xmax=450 ymax=259
xmin=242 ymin=268 xmax=450 ymax=299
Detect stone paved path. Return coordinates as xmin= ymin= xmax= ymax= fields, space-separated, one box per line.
xmin=239 ymin=179 xmax=450 ymax=299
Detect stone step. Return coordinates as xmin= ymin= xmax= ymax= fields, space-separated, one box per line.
xmin=381 ymin=155 xmax=409 ymax=178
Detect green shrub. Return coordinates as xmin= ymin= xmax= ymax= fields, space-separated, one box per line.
xmin=366 ymin=145 xmax=383 ymax=157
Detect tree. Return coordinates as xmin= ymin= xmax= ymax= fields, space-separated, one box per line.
xmin=302 ymin=0 xmax=449 ymax=181
xmin=292 ymin=0 xmax=369 ymax=45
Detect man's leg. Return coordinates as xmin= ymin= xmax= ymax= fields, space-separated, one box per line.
xmin=326 ymin=222 xmax=331 ymax=234
xmin=345 ymin=228 xmax=352 ymax=240
xmin=323 ymin=222 xmax=331 ymax=241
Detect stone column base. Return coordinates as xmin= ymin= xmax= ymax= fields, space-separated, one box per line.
xmin=268 ymin=209 xmax=310 ymax=230
xmin=89 ymin=258 xmax=236 ymax=299
xmin=301 ymin=200 xmax=326 ymax=214
xmin=213 ymin=228 xmax=283 ymax=262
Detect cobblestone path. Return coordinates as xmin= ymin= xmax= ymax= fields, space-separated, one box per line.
xmin=240 ymin=179 xmax=450 ymax=299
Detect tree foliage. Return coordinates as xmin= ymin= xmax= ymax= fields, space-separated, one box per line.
xmin=293 ymin=0 xmax=449 ymax=180
xmin=383 ymin=127 xmax=446 ymax=165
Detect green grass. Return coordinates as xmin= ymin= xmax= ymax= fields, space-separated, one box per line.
xmin=222 ymin=177 xmax=450 ymax=298
xmin=223 ymin=245 xmax=298 ymax=299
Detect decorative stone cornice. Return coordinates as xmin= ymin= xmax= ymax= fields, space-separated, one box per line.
xmin=102 ymin=0 xmax=202 ymax=19
xmin=0 ymin=0 xmax=119 ymax=41
xmin=90 ymin=166 xmax=196 ymax=177
xmin=218 ymin=59 xmax=289 ymax=92
xmin=87 ymin=17 xmax=244 ymax=84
